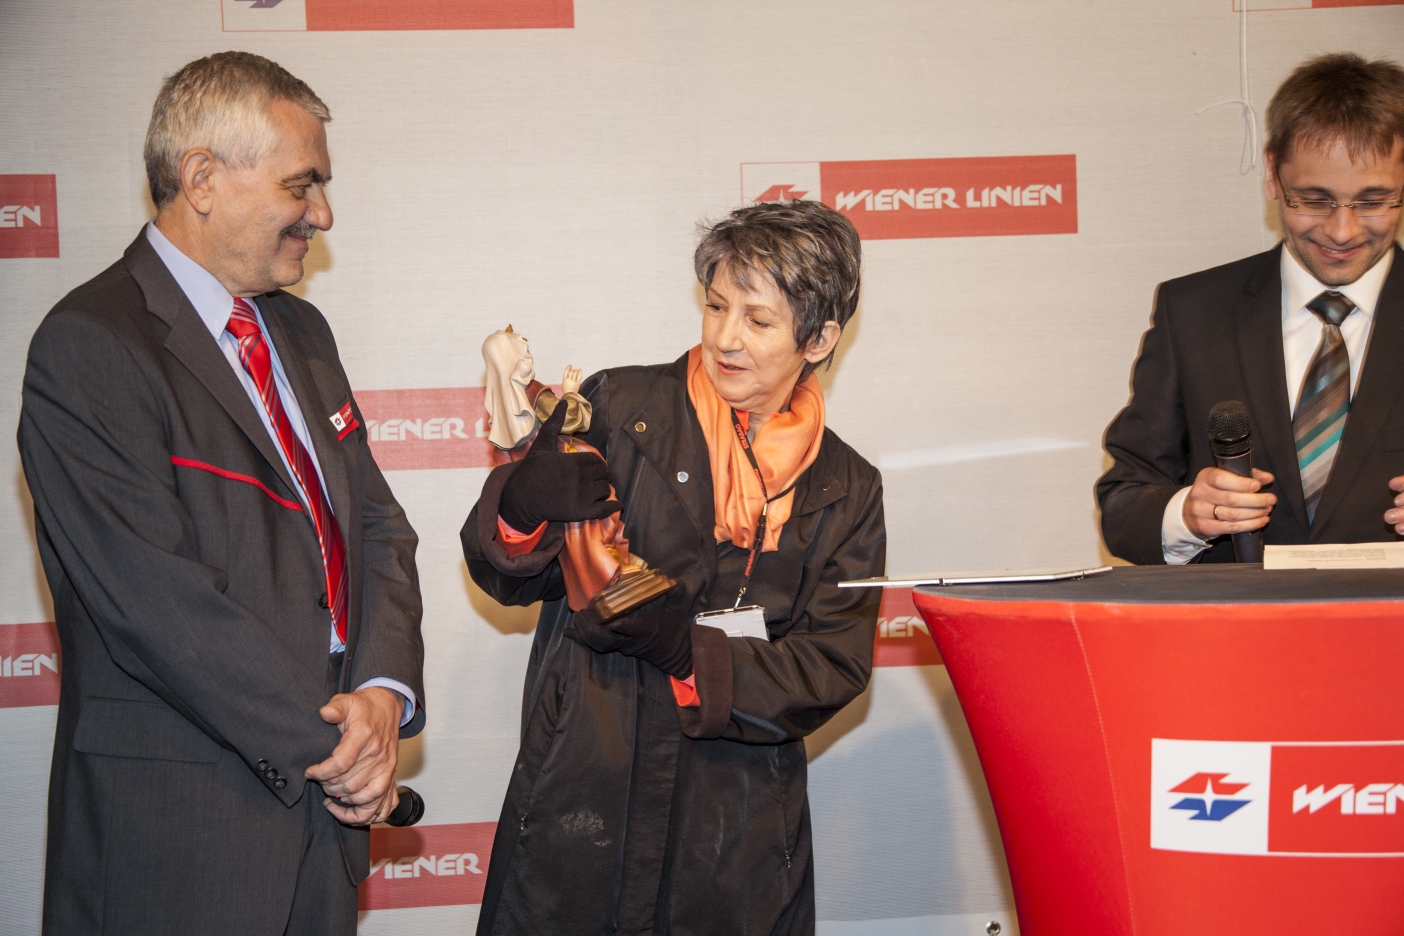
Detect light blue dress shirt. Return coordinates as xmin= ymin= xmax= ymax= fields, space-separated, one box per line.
xmin=146 ymin=222 xmax=415 ymax=724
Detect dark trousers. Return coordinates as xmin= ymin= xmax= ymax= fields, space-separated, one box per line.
xmin=283 ymin=652 xmax=357 ymax=936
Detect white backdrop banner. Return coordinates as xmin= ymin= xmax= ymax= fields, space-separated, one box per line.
xmin=2 ymin=1 xmax=1402 ymax=933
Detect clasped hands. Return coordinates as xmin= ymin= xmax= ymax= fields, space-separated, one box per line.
xmin=305 ymin=686 xmax=404 ymax=825
xmin=1183 ymin=466 xmax=1404 ymax=538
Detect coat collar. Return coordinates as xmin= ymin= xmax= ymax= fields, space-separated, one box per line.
xmin=1311 ymin=243 xmax=1404 ymax=535
xmin=619 ymin=354 xmax=848 ymax=553
xmin=620 ymin=356 xmax=718 ymax=580
xmin=1234 ymin=244 xmax=1309 ymax=535
xmin=124 ymin=231 xmax=300 ymax=499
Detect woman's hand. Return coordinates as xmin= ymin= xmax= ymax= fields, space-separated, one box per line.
xmin=564 ymin=605 xmax=693 ymax=679
xmin=499 ymin=404 xmax=619 ymax=530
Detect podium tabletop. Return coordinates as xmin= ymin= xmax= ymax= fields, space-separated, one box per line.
xmin=915 ymin=563 xmax=1404 ymax=604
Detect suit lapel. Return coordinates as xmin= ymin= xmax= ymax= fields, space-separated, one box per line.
xmin=1310 ymin=244 xmax=1404 ymax=536
xmin=256 ymin=294 xmax=353 ymax=532
xmin=1234 ymin=246 xmax=1309 ymax=535
xmin=125 ymin=233 xmax=300 ymax=499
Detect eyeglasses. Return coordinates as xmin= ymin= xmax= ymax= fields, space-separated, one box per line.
xmin=1283 ymin=189 xmax=1404 ymax=218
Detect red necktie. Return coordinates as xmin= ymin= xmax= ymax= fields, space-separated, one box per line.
xmin=226 ymin=298 xmax=348 ymax=644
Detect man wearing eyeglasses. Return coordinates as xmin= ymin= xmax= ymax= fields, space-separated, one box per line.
xmin=1099 ymin=53 xmax=1404 ymax=564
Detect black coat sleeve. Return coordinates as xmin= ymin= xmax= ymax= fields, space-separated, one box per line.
xmin=1097 ymin=283 xmax=1190 ymax=565
xmin=460 ymin=465 xmax=569 ymax=607
xmin=683 ymin=467 xmax=887 ymax=745
xmin=461 ymin=367 xmax=622 ymax=606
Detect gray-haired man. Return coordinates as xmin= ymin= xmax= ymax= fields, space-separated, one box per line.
xmin=19 ymin=52 xmax=424 ymax=934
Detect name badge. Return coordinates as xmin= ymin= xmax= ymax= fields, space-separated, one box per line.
xmin=695 ymin=605 xmax=769 ymax=641
xmin=329 ymin=400 xmax=360 ymax=440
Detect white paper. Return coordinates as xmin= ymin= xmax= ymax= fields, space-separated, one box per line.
xmin=1262 ymin=542 xmax=1404 ymax=570
xmin=695 ymin=606 xmax=770 ymax=641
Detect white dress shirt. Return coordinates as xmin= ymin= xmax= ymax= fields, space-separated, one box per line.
xmin=1161 ymin=245 xmax=1395 ymax=563
xmin=146 ymin=222 xmax=415 ymax=722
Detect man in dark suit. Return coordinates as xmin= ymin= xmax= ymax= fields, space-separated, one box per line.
xmin=18 ymin=52 xmax=424 ymax=934
xmin=1099 ymin=53 xmax=1404 ymax=564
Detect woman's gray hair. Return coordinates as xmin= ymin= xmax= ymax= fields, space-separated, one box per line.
xmin=694 ymin=199 xmax=862 ymax=379
xmin=144 ymin=51 xmax=331 ymax=209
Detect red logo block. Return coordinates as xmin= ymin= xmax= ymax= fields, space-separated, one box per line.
xmin=359 ymin=821 xmax=497 ymax=910
xmin=0 ymin=622 xmax=61 ymax=708
xmin=741 ymin=156 xmax=1077 ymax=241
xmin=824 ymin=156 xmax=1077 ymax=240
xmin=356 ymin=388 xmax=494 ymax=471
xmin=308 ymin=0 xmax=572 ymax=30
xmin=1269 ymin=744 xmax=1404 ymax=854
xmin=874 ymin=588 xmax=943 ymax=667
xmin=0 ymin=175 xmax=59 ymax=258
xmin=1235 ymin=1 xmax=1403 ymax=10
xmin=222 ymin=0 xmax=573 ymax=32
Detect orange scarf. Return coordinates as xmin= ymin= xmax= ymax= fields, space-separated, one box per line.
xmin=686 ymin=346 xmax=825 ymax=553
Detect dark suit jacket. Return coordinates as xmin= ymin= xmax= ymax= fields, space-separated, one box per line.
xmin=1098 ymin=243 xmax=1404 ymax=564
xmin=18 ymin=231 xmax=425 ymax=934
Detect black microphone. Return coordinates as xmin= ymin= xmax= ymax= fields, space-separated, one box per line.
xmin=1207 ymin=400 xmax=1264 ymax=563
xmin=385 ymin=785 xmax=425 ymax=827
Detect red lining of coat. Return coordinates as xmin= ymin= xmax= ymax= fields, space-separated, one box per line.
xmin=170 ymin=456 xmax=304 ymax=511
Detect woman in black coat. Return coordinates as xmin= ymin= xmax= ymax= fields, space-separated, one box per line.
xmin=462 ymin=200 xmax=886 ymax=935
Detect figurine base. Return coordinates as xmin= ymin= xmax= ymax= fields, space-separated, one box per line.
xmin=588 ymin=567 xmax=677 ymax=624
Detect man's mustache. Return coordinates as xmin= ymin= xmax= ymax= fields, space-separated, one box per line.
xmin=282 ymin=220 xmax=318 ymax=241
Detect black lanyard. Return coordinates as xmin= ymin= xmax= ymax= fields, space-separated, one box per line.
xmin=728 ymin=408 xmax=794 ymax=609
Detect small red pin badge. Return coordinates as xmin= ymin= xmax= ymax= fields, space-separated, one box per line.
xmin=330 ymin=401 xmax=360 ymax=440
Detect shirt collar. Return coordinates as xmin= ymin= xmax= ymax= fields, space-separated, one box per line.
xmin=144 ymin=221 xmax=241 ymax=341
xmin=1281 ymin=242 xmax=1393 ymax=323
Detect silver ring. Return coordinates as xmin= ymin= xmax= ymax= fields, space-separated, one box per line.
xmin=1212 ymin=505 xmax=1221 ymax=521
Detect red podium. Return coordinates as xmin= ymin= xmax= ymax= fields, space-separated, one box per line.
xmin=912 ymin=565 xmax=1404 ymax=936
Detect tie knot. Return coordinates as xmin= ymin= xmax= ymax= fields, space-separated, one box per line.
xmin=1307 ymin=290 xmax=1354 ymax=328
xmin=226 ymin=297 xmax=262 ymax=340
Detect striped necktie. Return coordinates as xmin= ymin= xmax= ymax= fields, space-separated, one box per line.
xmin=226 ymin=298 xmax=349 ymax=643
xmin=1293 ymin=290 xmax=1355 ymax=526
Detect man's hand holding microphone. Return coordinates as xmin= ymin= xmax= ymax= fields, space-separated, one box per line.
xmin=1182 ymin=466 xmax=1277 ymax=540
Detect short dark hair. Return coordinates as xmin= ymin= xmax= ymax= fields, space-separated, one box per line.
xmin=694 ymin=200 xmax=862 ymax=379
xmin=1265 ymin=53 xmax=1404 ymax=166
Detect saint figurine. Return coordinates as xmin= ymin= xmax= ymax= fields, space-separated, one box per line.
xmin=481 ymin=327 xmax=671 ymax=619
xmin=482 ymin=325 xmax=591 ymax=458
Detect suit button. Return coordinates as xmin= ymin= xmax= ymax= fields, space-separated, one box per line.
xmin=256 ymin=759 xmax=269 ymax=771
xmin=264 ymin=767 xmax=279 ymax=780
xmin=634 ymin=421 xmax=646 ymax=433
xmin=274 ymin=778 xmax=287 ymax=789
xmin=317 ymin=593 xmax=329 ymax=609
xmin=677 ymin=471 xmax=689 ymax=483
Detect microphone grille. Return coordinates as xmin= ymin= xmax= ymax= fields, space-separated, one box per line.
xmin=1208 ymin=400 xmax=1252 ymax=457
